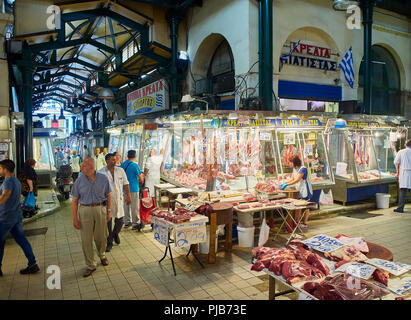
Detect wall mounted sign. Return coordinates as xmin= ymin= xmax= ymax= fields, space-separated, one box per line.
xmin=280 ymin=41 xmax=338 ymax=72
xmin=127 ymin=79 xmax=169 ymax=116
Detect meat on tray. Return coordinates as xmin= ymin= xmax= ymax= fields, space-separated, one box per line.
xmin=251 ymin=203 xmax=263 ymax=208
xmin=255 ymin=182 xmax=276 ymax=193
xmin=324 ymin=246 xmax=368 ymax=263
xmin=303 ymin=273 xmax=391 ymax=300
xmin=372 ymin=269 xmax=390 ymax=286
xmin=243 ymin=194 xmax=258 ymax=202
xmin=237 ymin=204 xmax=250 ymax=210
xmin=335 ymin=234 xmax=369 ymax=253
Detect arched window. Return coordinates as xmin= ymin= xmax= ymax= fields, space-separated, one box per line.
xmin=358 ymin=45 xmax=401 ymax=114
xmin=207 ymin=40 xmax=235 ymax=94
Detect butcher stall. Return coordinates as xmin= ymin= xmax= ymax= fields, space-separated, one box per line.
xmin=326 ymin=117 xmax=407 ymax=205
xmin=159 ymin=114 xmax=335 ymax=201
xmin=122 ymin=122 xmax=144 ymax=164
xmin=251 ymin=234 xmax=411 ymax=300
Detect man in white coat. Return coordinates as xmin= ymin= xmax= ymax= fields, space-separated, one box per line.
xmin=393 ymin=139 xmax=411 ymax=213
xmin=98 ymin=153 xmax=132 ymax=252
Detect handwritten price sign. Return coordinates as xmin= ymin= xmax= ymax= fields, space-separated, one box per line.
xmin=365 ymin=258 xmax=411 ymax=276
xmin=174 ymin=224 xmax=206 ymax=248
xmin=257 ymin=193 xmax=268 ymax=201
xmin=153 ymin=221 xmax=169 ymax=246
xmin=184 ymin=200 xmax=203 ymax=212
xmin=302 ymin=234 xmax=346 ymax=253
xmin=336 ymin=262 xmax=376 ymax=280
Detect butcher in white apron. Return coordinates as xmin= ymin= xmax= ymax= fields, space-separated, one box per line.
xmin=393 ymin=140 xmax=411 ymax=213
xmin=98 ymin=153 xmax=131 ymax=252
xmin=280 ymin=155 xmax=314 ymax=228
xmin=144 ymin=149 xmax=164 ymax=198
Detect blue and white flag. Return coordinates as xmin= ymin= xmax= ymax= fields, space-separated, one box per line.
xmin=279 ymin=40 xmax=301 ymax=72
xmin=339 ymin=46 xmax=355 ymax=88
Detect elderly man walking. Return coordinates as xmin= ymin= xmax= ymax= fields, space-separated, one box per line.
xmin=71 ymin=157 xmax=112 ymax=277
xmin=394 ymin=139 xmax=411 ymax=213
xmin=98 ymin=153 xmax=131 ymax=252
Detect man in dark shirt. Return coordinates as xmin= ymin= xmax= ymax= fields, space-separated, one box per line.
xmin=0 ymin=160 xmax=39 ymax=277
xmin=71 ymin=157 xmax=112 ymax=277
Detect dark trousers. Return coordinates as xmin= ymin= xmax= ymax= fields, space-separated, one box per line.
xmin=0 ymin=217 xmax=36 ymax=269
xmin=397 ymin=188 xmax=409 ymax=211
xmin=107 ymin=217 xmax=124 ymax=246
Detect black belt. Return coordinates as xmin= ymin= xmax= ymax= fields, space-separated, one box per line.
xmin=80 ymin=202 xmax=106 ymax=207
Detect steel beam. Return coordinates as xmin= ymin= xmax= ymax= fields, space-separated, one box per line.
xmin=262 ymin=0 xmax=273 ymax=111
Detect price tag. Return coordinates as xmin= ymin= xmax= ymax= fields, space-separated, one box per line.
xmin=284 ymin=133 xmax=295 ymax=145
xmin=302 ymin=234 xmax=346 ymax=253
xmin=365 ymin=258 xmax=411 ymax=276
xmin=259 ymin=131 xmax=271 ymax=141
xmin=336 ymin=262 xmax=376 ymax=280
xmin=390 ymin=278 xmax=411 ymax=296
xmin=184 ymin=200 xmax=203 ymax=212
xmin=254 ymin=171 xmax=265 ymax=184
xmin=257 ymin=193 xmax=268 ymax=201
xmin=298 ymin=293 xmax=315 ymax=300
xmin=198 ymin=192 xmax=209 ymax=202
xmin=174 ymin=224 xmax=207 ymax=248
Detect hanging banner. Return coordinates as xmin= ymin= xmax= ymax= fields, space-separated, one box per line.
xmin=127 ymin=79 xmax=169 ymax=116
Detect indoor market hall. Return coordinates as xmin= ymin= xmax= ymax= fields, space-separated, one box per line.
xmin=0 ymin=0 xmax=411 ymax=304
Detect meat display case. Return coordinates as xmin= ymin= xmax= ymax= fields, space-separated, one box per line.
xmin=33 ymin=132 xmax=56 ymax=187
xmin=122 ymin=123 xmax=144 ymax=164
xmin=108 ymin=126 xmax=126 ymax=159
xmin=159 ymin=114 xmax=334 ymax=196
xmin=326 ymin=118 xmax=402 ymax=204
xmin=139 ymin=123 xmax=171 ymax=169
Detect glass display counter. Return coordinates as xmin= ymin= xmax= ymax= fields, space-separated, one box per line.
xmin=139 ymin=124 xmax=171 ymax=169
xmin=123 ymin=124 xmax=144 ymax=164
xmin=108 ymin=127 xmax=125 ymax=158
xmin=33 ymin=135 xmax=56 ymax=187
xmin=327 ymin=119 xmax=400 ymax=204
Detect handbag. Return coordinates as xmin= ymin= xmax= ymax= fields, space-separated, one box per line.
xmin=319 ymin=189 xmax=334 ymax=206
xmin=24 ymin=192 xmax=36 ymax=208
xmin=141 ymin=188 xmax=154 ymax=209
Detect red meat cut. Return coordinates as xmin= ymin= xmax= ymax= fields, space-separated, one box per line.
xmin=306 ymin=253 xmax=330 ymax=276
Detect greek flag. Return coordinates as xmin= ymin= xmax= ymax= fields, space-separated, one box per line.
xmin=339 ymin=46 xmax=355 ymax=89
xmin=279 ymin=40 xmax=300 ymax=72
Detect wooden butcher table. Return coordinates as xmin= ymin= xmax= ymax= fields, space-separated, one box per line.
xmin=207 ymin=202 xmax=234 ymax=264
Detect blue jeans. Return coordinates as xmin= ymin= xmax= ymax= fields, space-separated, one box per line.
xmin=0 ymin=216 xmax=36 ymax=269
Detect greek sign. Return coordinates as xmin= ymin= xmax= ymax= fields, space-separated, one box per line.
xmin=174 ymin=223 xmax=207 ymax=248
xmin=336 ymin=262 xmax=376 ymax=280
xmin=365 ymin=258 xmax=411 ymax=276
xmin=302 ymin=234 xmax=346 ymax=253
xmin=127 ymin=79 xmax=169 ymax=116
xmin=153 ymin=219 xmax=169 ymax=246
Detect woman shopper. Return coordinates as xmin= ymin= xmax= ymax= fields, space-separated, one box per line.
xmin=19 ymin=159 xmax=39 ymax=199
xmin=280 ymin=155 xmax=314 ymax=228
xmin=70 ymin=150 xmax=82 ymax=182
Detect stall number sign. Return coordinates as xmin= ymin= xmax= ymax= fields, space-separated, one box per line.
xmin=153 ymin=221 xmax=169 ymax=246
xmin=174 ymin=224 xmax=206 ymax=248
xmin=365 ymin=258 xmax=411 ymax=276
xmin=336 ymin=262 xmax=376 ymax=280
xmin=259 ymin=131 xmax=271 ymax=141
xmin=302 ymin=234 xmax=346 ymax=253
xmin=284 ymin=133 xmax=295 ymax=145
xmin=257 ymin=193 xmax=268 ymax=201
xmin=184 ymin=200 xmax=203 ymax=212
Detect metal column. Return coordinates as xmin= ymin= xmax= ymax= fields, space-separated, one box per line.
xmin=167 ymin=11 xmax=182 ymax=111
xmin=262 ymin=0 xmax=273 ymax=111
xmin=361 ymin=0 xmax=375 ymax=114
xmin=258 ymin=0 xmax=265 ymax=99
xmin=102 ymin=103 xmax=109 ymax=147
xmin=82 ymin=111 xmax=88 ymax=131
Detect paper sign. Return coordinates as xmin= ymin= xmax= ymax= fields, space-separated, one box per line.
xmin=389 ymin=277 xmax=411 ymax=295
xmin=153 ymin=221 xmax=169 ymax=246
xmin=259 ymin=131 xmax=271 ymax=141
xmin=298 ymin=293 xmax=315 ymax=300
xmin=365 ymin=258 xmax=411 ymax=276
xmin=336 ymin=162 xmax=348 ymax=176
xmin=254 ymin=171 xmax=265 ymax=184
xmin=174 ymin=224 xmax=206 ymax=248
xmin=302 ymin=234 xmax=346 ymax=253
xmin=284 ymin=133 xmax=295 ymax=145
xmin=336 ymin=262 xmax=376 ymax=280
xmin=184 ymin=200 xmax=203 ymax=212
xmin=390 ymin=132 xmax=398 ymax=142
xmin=257 ymin=193 xmax=268 ymax=201
xmin=198 ymin=192 xmax=209 ymax=202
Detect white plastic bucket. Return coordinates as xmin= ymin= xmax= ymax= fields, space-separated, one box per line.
xmin=376 ymin=193 xmax=391 ymax=209
xmin=237 ymin=226 xmax=255 ymax=248
xmin=237 ymin=212 xmax=254 ymax=228
xmin=199 ymin=226 xmax=218 ymax=254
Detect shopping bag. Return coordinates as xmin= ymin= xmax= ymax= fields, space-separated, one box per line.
xmin=24 ymin=192 xmax=36 ymax=208
xmin=319 ymin=189 xmax=333 ymax=206
xmin=258 ymin=218 xmax=270 ymax=246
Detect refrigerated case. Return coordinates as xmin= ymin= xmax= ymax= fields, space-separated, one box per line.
xmin=159 ymin=115 xmax=334 ymax=194
xmin=327 ymin=119 xmax=400 ymax=204
xmin=140 ymin=124 xmax=171 ymax=169
xmin=33 ymin=134 xmax=56 ymax=187
xmin=108 ymin=126 xmax=125 ymax=158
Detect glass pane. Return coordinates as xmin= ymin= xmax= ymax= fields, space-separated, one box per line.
xmin=276 ymin=130 xmax=303 ymax=182
xmin=33 ymin=138 xmax=54 ymax=171
xmin=300 ymin=131 xmax=333 ymax=186
xmin=373 ymin=131 xmax=396 ymax=178
xmin=352 ymin=130 xmax=381 ymax=181
xmin=327 ymin=130 xmax=355 ymax=182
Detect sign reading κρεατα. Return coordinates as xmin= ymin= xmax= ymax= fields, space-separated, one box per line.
xmin=127 ymin=79 xmax=169 ymax=116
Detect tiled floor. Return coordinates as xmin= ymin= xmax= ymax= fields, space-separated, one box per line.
xmin=1 ymin=201 xmax=411 ymax=300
